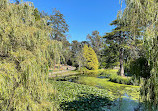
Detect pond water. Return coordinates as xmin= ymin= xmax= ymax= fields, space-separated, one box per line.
xmin=54 ymin=73 xmax=146 ymax=111
xmin=102 ymin=93 xmax=144 ymax=111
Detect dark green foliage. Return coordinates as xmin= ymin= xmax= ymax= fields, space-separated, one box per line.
xmin=100 ymin=41 xmax=119 ymax=68
xmin=33 ymin=8 xmax=40 ymax=21
xmin=130 ymin=57 xmax=151 ymax=78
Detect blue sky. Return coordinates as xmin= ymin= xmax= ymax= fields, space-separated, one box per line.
xmin=23 ymin=0 xmax=122 ymax=43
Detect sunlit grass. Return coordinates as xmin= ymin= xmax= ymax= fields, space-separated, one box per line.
xmin=77 ymin=76 xmax=140 ymax=100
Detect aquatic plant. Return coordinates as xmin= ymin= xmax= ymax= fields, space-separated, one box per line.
xmin=49 ymin=80 xmax=113 ymax=110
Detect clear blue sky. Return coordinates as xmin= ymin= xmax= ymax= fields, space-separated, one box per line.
xmin=23 ymin=0 xmax=121 ymax=43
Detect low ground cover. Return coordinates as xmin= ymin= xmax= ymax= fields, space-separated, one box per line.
xmin=49 ymin=79 xmax=113 ymax=111
xmin=77 ymin=76 xmax=140 ymax=100
xmin=48 ymin=68 xmax=141 ymax=110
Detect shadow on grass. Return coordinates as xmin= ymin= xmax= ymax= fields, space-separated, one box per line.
xmin=60 ymin=93 xmax=112 ymax=111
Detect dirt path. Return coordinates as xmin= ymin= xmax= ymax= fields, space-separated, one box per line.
xmin=49 ymin=71 xmax=80 ymax=78
xmin=49 ymin=66 xmax=79 ymax=78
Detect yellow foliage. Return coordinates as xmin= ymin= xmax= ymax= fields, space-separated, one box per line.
xmin=83 ymin=45 xmax=99 ymax=70
xmin=0 ymin=1 xmax=61 ymax=110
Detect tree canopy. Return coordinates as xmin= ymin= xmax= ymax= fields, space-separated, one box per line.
xmin=121 ymin=0 xmax=158 ymax=108
xmin=0 ymin=0 xmax=63 ymax=110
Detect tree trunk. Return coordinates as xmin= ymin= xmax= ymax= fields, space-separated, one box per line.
xmin=120 ymin=48 xmax=124 ymax=76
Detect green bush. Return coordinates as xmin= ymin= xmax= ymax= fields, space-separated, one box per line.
xmin=79 ymin=67 xmax=89 ymax=73
xmin=130 ymin=57 xmax=151 ymax=78
xmin=109 ymin=74 xmax=131 ymax=85
xmin=100 ymin=69 xmax=132 ymax=85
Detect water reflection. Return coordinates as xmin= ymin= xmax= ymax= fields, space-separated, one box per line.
xmin=102 ymin=93 xmax=144 ymax=111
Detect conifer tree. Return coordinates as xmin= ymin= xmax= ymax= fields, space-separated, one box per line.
xmin=104 ymin=20 xmax=129 ymax=76
xmin=83 ymin=45 xmax=99 ymax=70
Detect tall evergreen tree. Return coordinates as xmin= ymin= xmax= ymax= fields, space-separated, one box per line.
xmin=101 ymin=40 xmax=119 ymax=68
xmin=104 ymin=20 xmax=130 ymax=76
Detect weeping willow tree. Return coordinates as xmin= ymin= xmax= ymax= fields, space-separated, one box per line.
xmin=120 ymin=0 xmax=158 ymax=109
xmin=0 ymin=0 xmax=63 ymax=110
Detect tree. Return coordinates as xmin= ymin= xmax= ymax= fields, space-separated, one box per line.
xmin=104 ymin=20 xmax=130 ymax=76
xmin=15 ymin=0 xmax=19 ymax=4
xmin=49 ymin=8 xmax=69 ymax=41
xmin=101 ymin=40 xmax=119 ymax=68
xmin=68 ymin=40 xmax=81 ymax=67
xmin=121 ymin=0 xmax=158 ymax=108
xmin=80 ymin=41 xmax=90 ymax=47
xmin=87 ymin=31 xmax=103 ymax=62
xmin=0 ymin=1 xmax=63 ymax=110
xmin=48 ymin=9 xmax=70 ymax=65
xmin=83 ymin=45 xmax=99 ymax=70
xmin=76 ymin=50 xmax=85 ymax=70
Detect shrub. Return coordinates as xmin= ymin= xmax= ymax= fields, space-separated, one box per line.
xmin=100 ymin=69 xmax=132 ymax=85
xmin=130 ymin=57 xmax=151 ymax=78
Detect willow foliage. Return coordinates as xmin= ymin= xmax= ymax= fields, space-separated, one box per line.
xmin=121 ymin=0 xmax=158 ymax=108
xmin=0 ymin=0 xmax=62 ymax=110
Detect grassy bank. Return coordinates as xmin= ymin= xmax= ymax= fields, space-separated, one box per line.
xmin=77 ymin=76 xmax=140 ymax=100
xmin=98 ymin=69 xmax=133 ymax=85
xmin=78 ymin=68 xmax=133 ymax=85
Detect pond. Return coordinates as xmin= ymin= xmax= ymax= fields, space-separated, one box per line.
xmin=51 ymin=72 xmax=146 ymax=111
